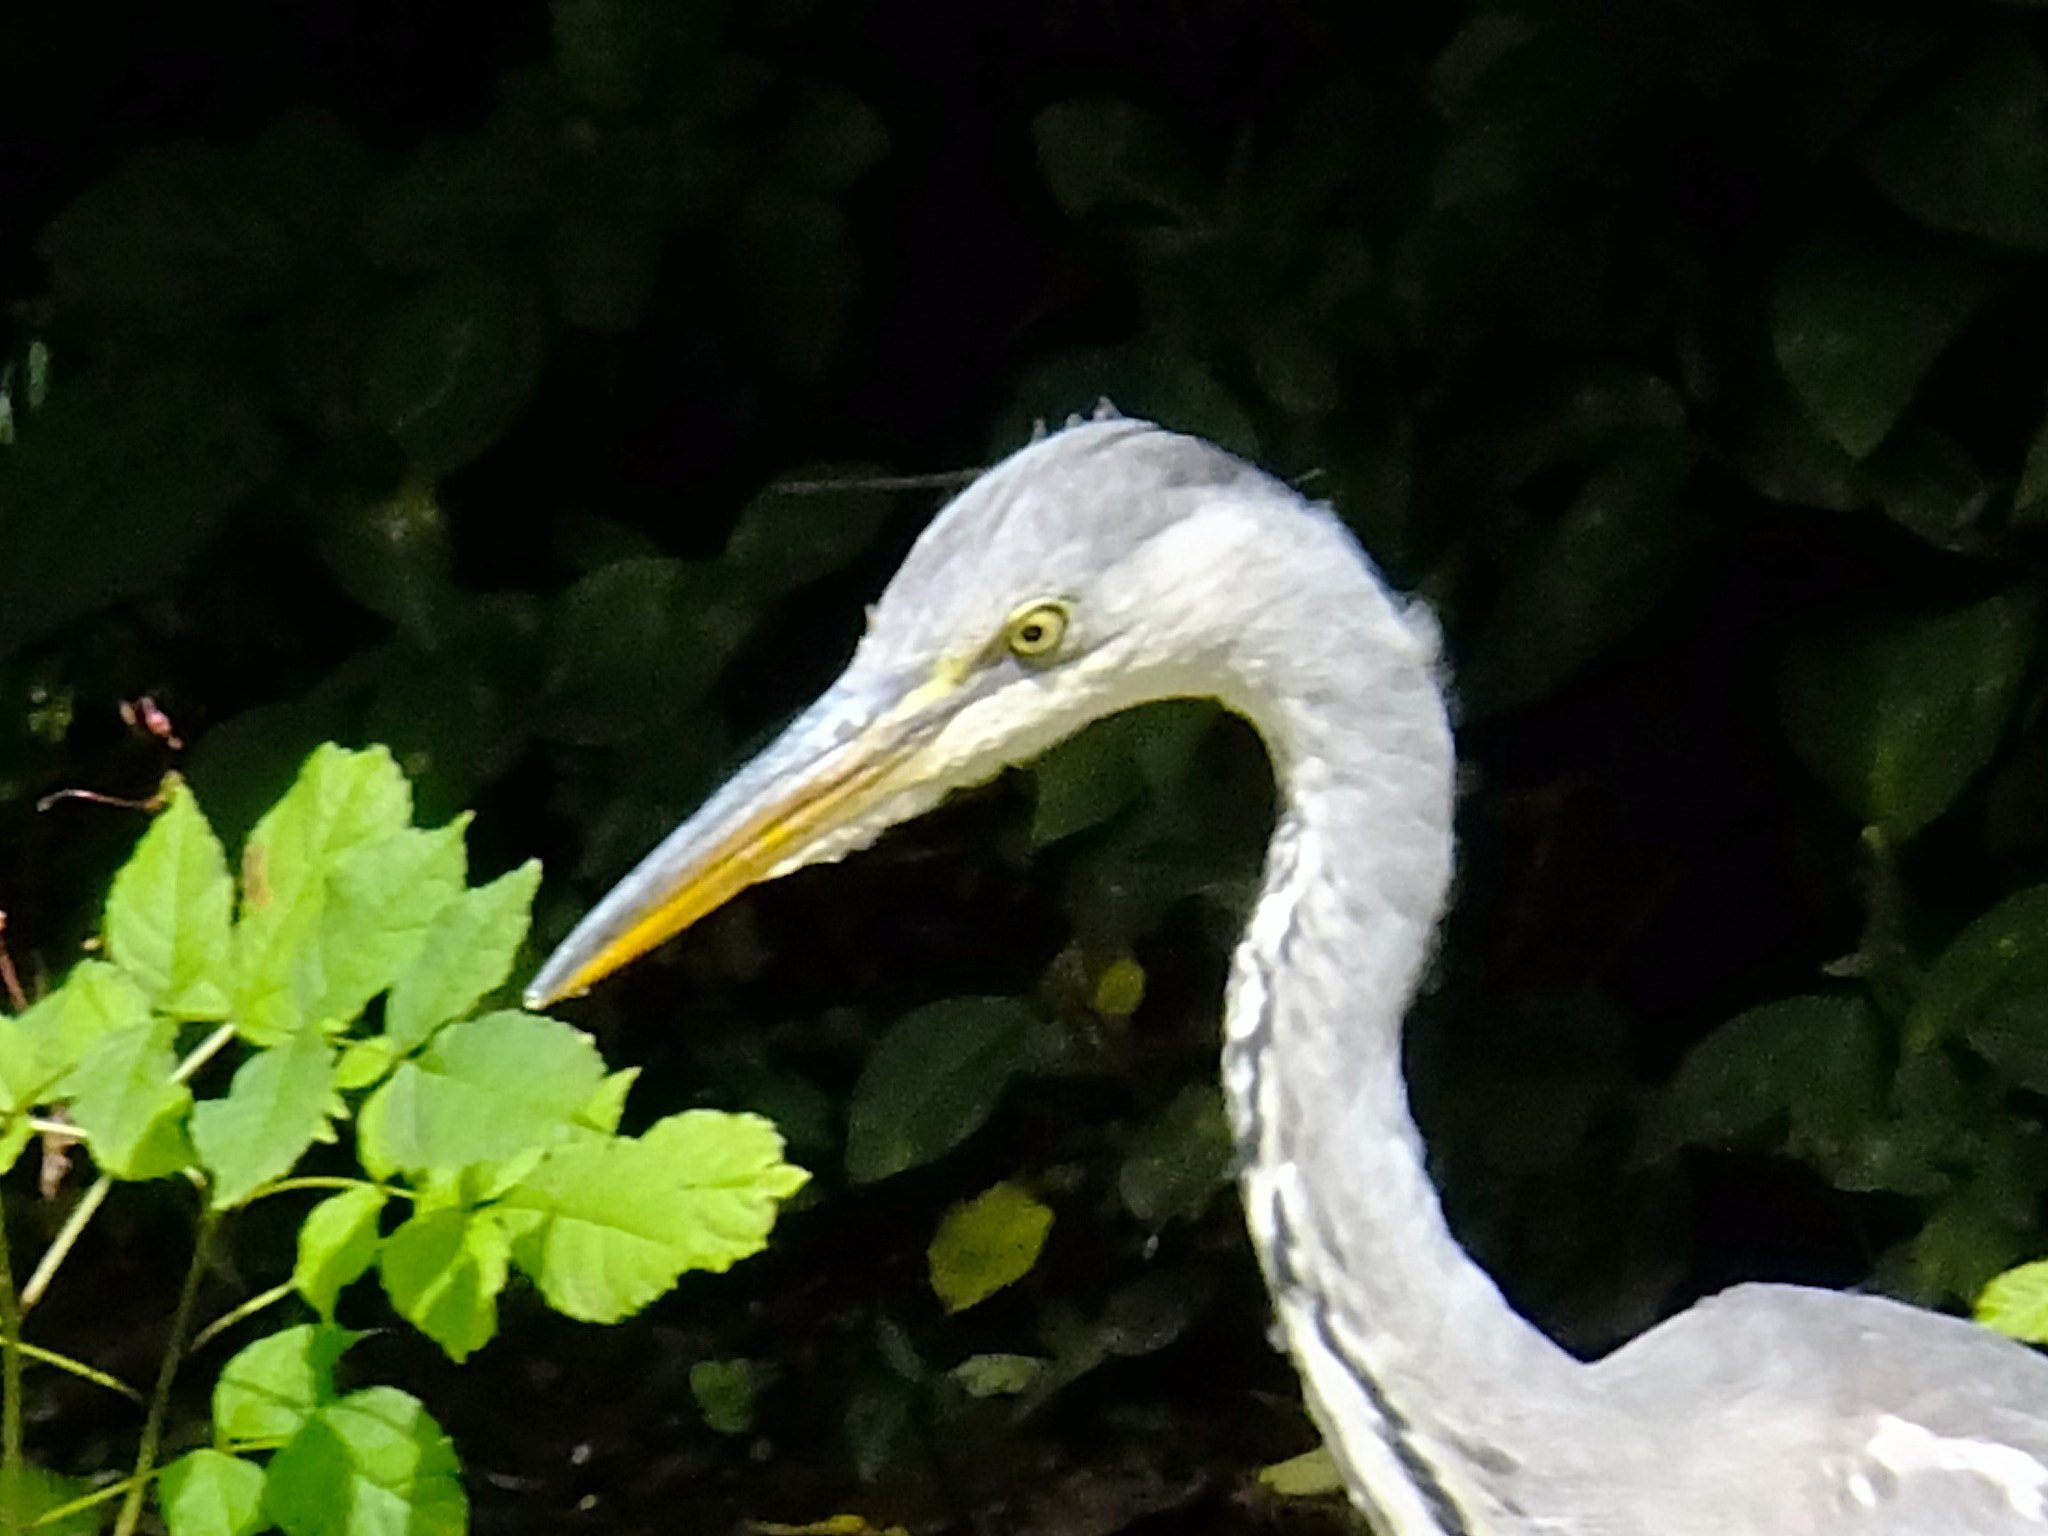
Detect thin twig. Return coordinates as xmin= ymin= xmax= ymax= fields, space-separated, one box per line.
xmin=771 ymin=469 xmax=982 ymax=495
xmin=32 ymin=789 xmax=161 ymax=815
xmin=0 ymin=915 xmax=24 ymax=1013
xmin=4 ymin=1340 xmax=141 ymax=1404
xmin=188 ymin=1282 xmax=294 ymax=1356
xmin=112 ymin=1208 xmax=216 ymax=1536
xmin=0 ymin=1188 xmax=23 ymax=1536
xmin=21 ymin=1179 xmax=107 ymax=1312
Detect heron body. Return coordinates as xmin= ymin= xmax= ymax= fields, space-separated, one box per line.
xmin=528 ymin=419 xmax=2048 ymax=1534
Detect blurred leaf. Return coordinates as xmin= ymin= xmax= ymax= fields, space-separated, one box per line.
xmin=1780 ymin=590 xmax=2039 ymax=839
xmin=1259 ymin=1446 xmax=1345 ymax=1498
xmin=998 ymin=348 xmax=1259 ymax=460
xmin=105 ymin=779 xmax=233 ymax=1021
xmin=1119 ymin=1084 xmax=1233 ymax=1224
xmin=948 ymin=1353 xmax=1046 ymax=1398
xmin=927 ymin=1182 xmax=1054 ymax=1313
xmin=0 ymin=355 xmax=281 ymax=661
xmin=1092 ymin=956 xmax=1146 ymax=1020
xmin=47 ymin=144 xmax=303 ymax=327
xmin=504 ymin=1111 xmax=808 ymax=1322
xmin=358 ymin=105 xmax=559 ymax=273
xmin=1863 ymin=427 xmax=1992 ymax=551
xmin=732 ymin=186 xmax=858 ymax=382
xmin=2019 ymin=401 xmax=2048 ymax=524
xmin=551 ymin=0 xmax=676 ymax=116
xmin=1032 ymin=99 xmax=1207 ymax=224
xmin=357 ymin=265 xmax=547 ymax=473
xmin=544 ymin=215 xmax=664 ymax=332
xmin=844 ymin=997 xmax=1050 ymax=1183
xmin=160 ymin=1448 xmax=267 ymax=1536
xmin=192 ymin=1029 xmax=339 ymax=1208
xmin=295 ymin=1186 xmax=388 ymax=1318
xmin=67 ymin=1019 xmax=194 ymax=1180
xmin=214 ymin=1324 xmax=354 ymax=1443
xmin=261 ymin=1386 xmax=466 ymax=1536
xmin=316 ymin=479 xmax=456 ymax=648
xmin=1464 ymin=437 xmax=1695 ymax=712
xmin=545 ymin=557 xmax=756 ymax=742
xmin=1096 ymin=1266 xmax=1215 ymax=1356
xmin=1907 ymin=1192 xmax=2035 ymax=1305
xmin=844 ymin=1372 xmax=916 ymax=1483
xmin=1978 ymin=1258 xmax=2048 ymax=1342
xmin=778 ymin=87 xmax=890 ymax=191
xmin=726 ymin=470 xmax=896 ymax=591
xmin=1771 ymin=232 xmax=1987 ymax=460
xmin=379 ymin=1205 xmax=512 ymax=1362
xmin=689 ymin=1358 xmax=757 ymax=1435
xmin=1031 ymin=699 xmax=1214 ymax=846
xmin=1910 ymin=886 xmax=2048 ymax=1088
xmin=1657 ymin=996 xmax=1887 ymax=1171
xmin=1860 ymin=38 xmax=2048 ymax=250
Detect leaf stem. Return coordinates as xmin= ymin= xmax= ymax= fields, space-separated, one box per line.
xmin=112 ymin=1207 xmax=216 ymax=1536
xmin=20 ymin=1178 xmax=108 ymax=1312
xmin=0 ymin=1196 xmax=24 ymax=1536
xmin=188 ymin=1281 xmax=295 ymax=1356
xmin=5 ymin=1341 xmax=141 ymax=1404
xmin=172 ymin=1024 xmax=237 ymax=1085
xmin=254 ymin=1175 xmax=404 ymax=1202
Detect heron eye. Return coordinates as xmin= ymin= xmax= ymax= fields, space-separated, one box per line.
xmin=1004 ymin=601 xmax=1070 ymax=662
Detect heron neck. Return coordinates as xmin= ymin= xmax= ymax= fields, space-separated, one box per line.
xmin=1216 ymin=570 xmax=1588 ymax=1516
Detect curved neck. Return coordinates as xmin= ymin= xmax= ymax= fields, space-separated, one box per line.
xmin=1213 ymin=549 xmax=1590 ymax=1532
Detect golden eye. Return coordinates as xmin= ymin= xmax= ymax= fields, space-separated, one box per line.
xmin=1004 ymin=600 xmax=1070 ymax=661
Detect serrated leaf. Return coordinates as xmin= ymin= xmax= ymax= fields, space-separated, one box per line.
xmin=295 ymin=1186 xmax=388 ymax=1318
xmin=845 ymin=997 xmax=1048 ymax=1183
xmin=379 ymin=1206 xmax=510 ymax=1362
xmin=261 ymin=1386 xmax=465 ymax=1536
xmin=1860 ymin=39 xmax=2048 ymax=250
xmin=928 ymin=1182 xmax=1053 ymax=1314
xmin=1771 ymin=232 xmax=1987 ymax=460
xmin=358 ymin=1012 xmax=610 ymax=1180
xmin=24 ymin=960 xmax=151 ymax=1090
xmin=105 ymin=778 xmax=233 ymax=1019
xmin=1781 ymin=590 xmax=2039 ymax=839
xmin=334 ymin=1038 xmax=399 ymax=1091
xmin=215 ymin=1324 xmax=354 ymax=1444
xmin=503 ymin=1110 xmax=808 ymax=1323
xmin=689 ymin=1359 xmax=756 ymax=1435
xmin=160 ymin=1448 xmax=267 ymax=1536
xmin=1909 ymin=885 xmax=2048 ymax=1086
xmin=385 ymin=860 xmax=540 ymax=1050
xmin=66 ymin=1018 xmax=193 ymax=1179
xmin=1978 ymin=1259 xmax=2048 ymax=1343
xmin=192 ymin=1030 xmax=339 ymax=1208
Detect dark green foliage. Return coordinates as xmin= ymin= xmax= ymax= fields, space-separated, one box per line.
xmin=5 ymin=0 xmax=2048 ymax=1527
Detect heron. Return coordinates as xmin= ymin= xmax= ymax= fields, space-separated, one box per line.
xmin=526 ymin=417 xmax=2048 ymax=1534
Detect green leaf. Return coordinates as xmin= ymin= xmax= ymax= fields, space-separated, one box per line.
xmin=46 ymin=143 xmax=302 ymax=327
xmin=295 ymin=1186 xmax=388 ymax=1318
xmin=105 ymin=779 xmax=233 ymax=1020
xmin=17 ymin=960 xmax=149 ymax=1094
xmin=1978 ymin=1258 xmax=2048 ymax=1343
xmin=66 ymin=1019 xmax=193 ymax=1180
xmin=1909 ymin=886 xmax=2048 ymax=1085
xmin=1771 ymin=232 xmax=1987 ymax=459
xmin=1118 ymin=1085 xmax=1234 ymax=1224
xmin=262 ymin=1387 xmax=466 ymax=1536
xmin=928 ymin=1182 xmax=1054 ymax=1314
xmin=192 ymin=1030 xmax=339 ymax=1208
xmin=503 ymin=1110 xmax=808 ymax=1323
xmin=379 ymin=1205 xmax=511 ymax=1362
xmin=385 ymin=861 xmax=541 ymax=1050
xmin=689 ymin=1359 xmax=756 ymax=1435
xmin=551 ymin=0 xmax=673 ymax=115
xmin=544 ymin=557 xmax=756 ymax=743
xmin=1464 ymin=437 xmax=1696 ymax=712
xmin=1859 ymin=39 xmax=2048 ymax=250
xmin=777 ymin=87 xmax=889 ymax=192
xmin=1780 ymin=590 xmax=2039 ymax=839
xmin=215 ymin=1324 xmax=354 ymax=1444
xmin=2019 ymin=402 xmax=2048 ymax=524
xmin=948 ymin=1353 xmax=1046 ymax=1398
xmin=1032 ymin=99 xmax=1206 ymax=223
xmin=0 ymin=1467 xmax=100 ymax=1536
xmin=844 ymin=997 xmax=1049 ymax=1183
xmin=1029 ymin=701 xmax=1213 ymax=848
xmin=724 ymin=469 xmax=896 ymax=593
xmin=1260 ymin=1446 xmax=1346 ymax=1498
xmin=316 ymin=480 xmax=455 ymax=649
xmin=357 ymin=265 xmax=546 ymax=473
xmin=358 ymin=1012 xmax=611 ymax=1180
xmin=237 ymin=744 xmax=412 ymax=945
xmin=160 ymin=1448 xmax=268 ymax=1536
xmin=731 ymin=186 xmax=857 ymax=382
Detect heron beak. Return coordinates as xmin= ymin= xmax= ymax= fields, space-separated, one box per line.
xmin=522 ymin=677 xmax=956 ymax=1009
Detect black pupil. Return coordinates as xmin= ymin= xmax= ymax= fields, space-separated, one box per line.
xmin=1019 ymin=622 xmax=1044 ymax=646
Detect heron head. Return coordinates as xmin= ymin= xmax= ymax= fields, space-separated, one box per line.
xmin=524 ymin=417 xmax=1284 ymax=1007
